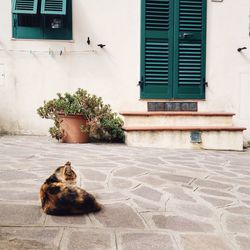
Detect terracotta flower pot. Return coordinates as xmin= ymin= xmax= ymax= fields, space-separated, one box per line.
xmin=58 ymin=114 xmax=89 ymax=143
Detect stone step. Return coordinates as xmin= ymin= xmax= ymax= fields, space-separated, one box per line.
xmin=123 ymin=126 xmax=246 ymax=151
xmin=120 ymin=112 xmax=235 ymax=127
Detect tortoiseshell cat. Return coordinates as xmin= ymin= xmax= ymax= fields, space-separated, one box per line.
xmin=40 ymin=161 xmax=101 ymax=215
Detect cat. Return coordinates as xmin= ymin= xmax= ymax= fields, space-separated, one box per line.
xmin=40 ymin=161 xmax=101 ymax=215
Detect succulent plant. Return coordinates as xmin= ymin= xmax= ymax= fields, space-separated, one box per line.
xmin=37 ymin=89 xmax=124 ymax=142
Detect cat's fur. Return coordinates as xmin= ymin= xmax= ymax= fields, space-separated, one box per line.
xmin=40 ymin=161 xmax=101 ymax=215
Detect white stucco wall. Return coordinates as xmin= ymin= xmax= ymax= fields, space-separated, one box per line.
xmin=204 ymin=0 xmax=250 ymax=143
xmin=0 ymin=0 xmax=250 ymax=143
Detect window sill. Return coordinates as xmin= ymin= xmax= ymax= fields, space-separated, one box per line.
xmin=11 ymin=38 xmax=75 ymax=43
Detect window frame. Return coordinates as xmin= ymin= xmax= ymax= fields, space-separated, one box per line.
xmin=12 ymin=0 xmax=72 ymax=40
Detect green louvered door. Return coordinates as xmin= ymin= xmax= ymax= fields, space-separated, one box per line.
xmin=173 ymin=0 xmax=206 ymax=98
xmin=140 ymin=0 xmax=174 ymax=98
xmin=141 ymin=0 xmax=206 ymax=99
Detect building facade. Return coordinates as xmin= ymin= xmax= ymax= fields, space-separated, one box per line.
xmin=0 ymin=0 xmax=250 ymax=147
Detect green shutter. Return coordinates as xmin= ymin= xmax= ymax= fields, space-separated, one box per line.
xmin=173 ymin=0 xmax=206 ymax=99
xmin=141 ymin=0 xmax=206 ymax=99
xmin=41 ymin=0 xmax=67 ymax=15
xmin=12 ymin=0 xmax=38 ymax=14
xmin=141 ymin=0 xmax=174 ymax=99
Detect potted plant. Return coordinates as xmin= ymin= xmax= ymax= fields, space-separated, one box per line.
xmin=37 ymin=89 xmax=124 ymax=143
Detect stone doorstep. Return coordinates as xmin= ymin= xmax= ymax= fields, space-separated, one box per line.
xmin=124 ymin=128 xmax=245 ymax=151
xmin=120 ymin=112 xmax=236 ymax=117
xmin=121 ymin=112 xmax=239 ymax=131
xmin=123 ymin=126 xmax=246 ymax=132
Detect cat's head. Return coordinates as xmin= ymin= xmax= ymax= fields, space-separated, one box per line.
xmin=54 ymin=161 xmax=77 ymax=185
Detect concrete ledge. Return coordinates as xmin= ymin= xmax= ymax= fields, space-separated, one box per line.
xmin=123 ymin=126 xmax=246 ymax=132
xmin=120 ymin=112 xmax=235 ymax=117
xmin=121 ymin=113 xmax=235 ymax=127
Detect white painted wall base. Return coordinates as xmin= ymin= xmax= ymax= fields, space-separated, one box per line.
xmin=125 ymin=130 xmax=244 ymax=151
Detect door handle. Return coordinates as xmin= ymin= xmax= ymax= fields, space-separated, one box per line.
xmin=183 ymin=33 xmax=193 ymax=38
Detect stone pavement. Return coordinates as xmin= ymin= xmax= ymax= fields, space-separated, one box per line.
xmin=0 ymin=136 xmax=250 ymax=250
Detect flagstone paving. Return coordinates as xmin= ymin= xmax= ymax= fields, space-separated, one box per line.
xmin=0 ymin=135 xmax=250 ymax=250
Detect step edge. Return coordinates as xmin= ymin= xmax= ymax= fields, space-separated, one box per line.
xmin=123 ymin=126 xmax=246 ymax=132
xmin=120 ymin=112 xmax=235 ymax=117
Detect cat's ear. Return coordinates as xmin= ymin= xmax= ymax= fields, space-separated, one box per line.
xmin=64 ymin=161 xmax=72 ymax=174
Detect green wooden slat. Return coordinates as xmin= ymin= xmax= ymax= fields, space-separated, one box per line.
xmin=12 ymin=0 xmax=38 ymax=14
xmin=41 ymin=0 xmax=67 ymax=15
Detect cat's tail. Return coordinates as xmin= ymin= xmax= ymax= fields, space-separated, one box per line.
xmin=92 ymin=199 xmax=102 ymax=213
xmin=81 ymin=193 xmax=102 ymax=214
